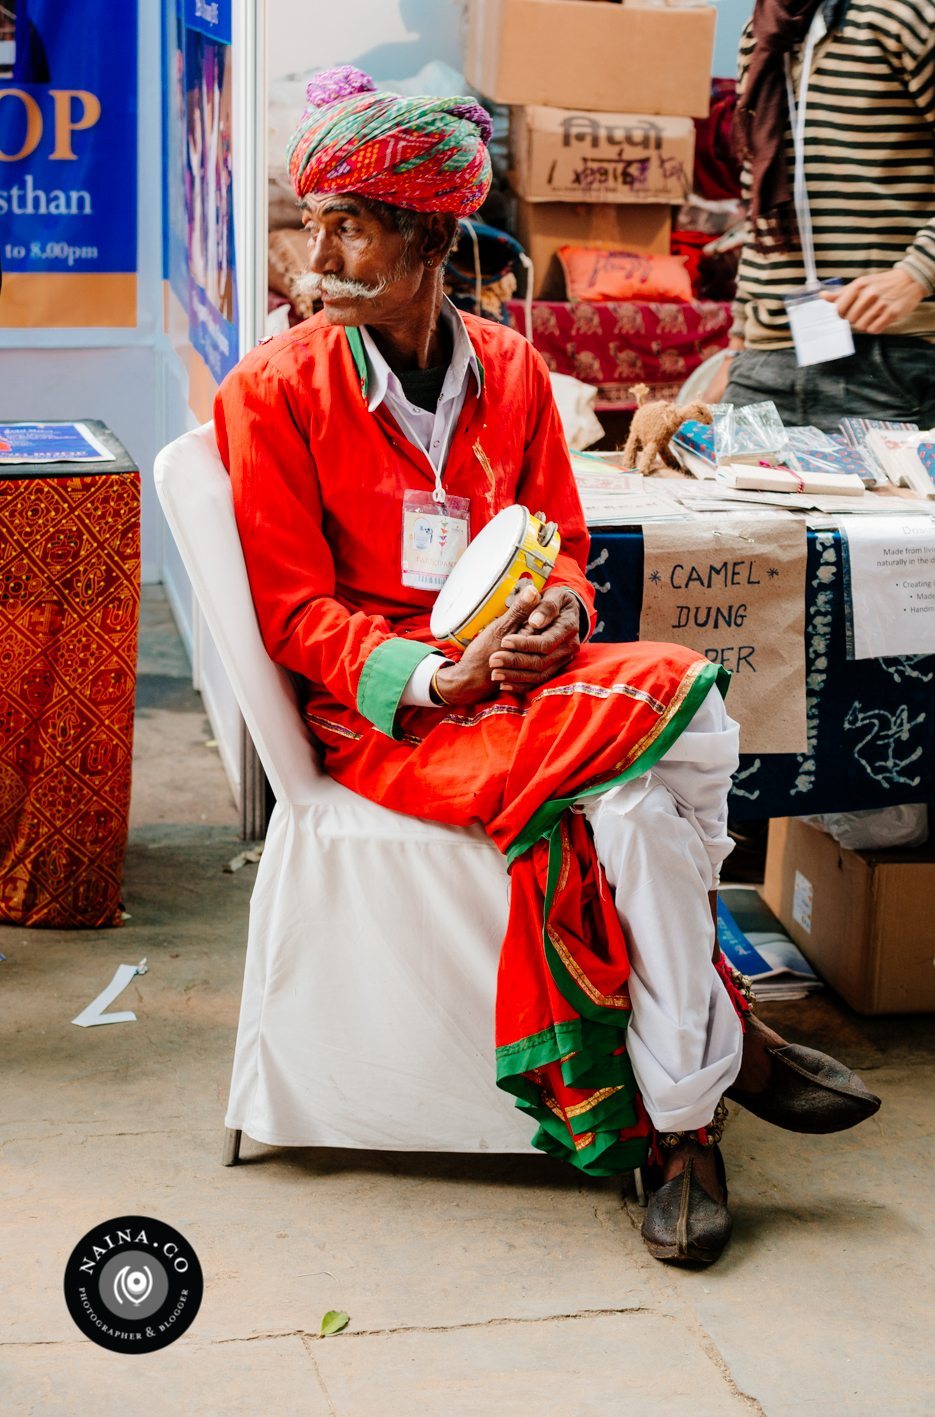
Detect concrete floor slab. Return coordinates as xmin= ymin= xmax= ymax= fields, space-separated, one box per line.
xmin=311 ymin=1311 xmax=755 ymax=1417
xmin=0 ymin=1336 xmax=330 ymax=1417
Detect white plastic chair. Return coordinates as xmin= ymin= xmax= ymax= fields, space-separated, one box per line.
xmin=154 ymin=425 xmax=535 ymax=1163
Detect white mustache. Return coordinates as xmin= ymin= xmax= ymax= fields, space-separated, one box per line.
xmin=294 ymin=271 xmax=389 ymax=302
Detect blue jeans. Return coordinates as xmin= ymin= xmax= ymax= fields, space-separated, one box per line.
xmin=724 ymin=334 xmax=935 ymax=432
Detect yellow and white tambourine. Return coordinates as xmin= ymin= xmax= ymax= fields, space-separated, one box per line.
xmin=429 ymin=504 xmax=561 ymax=648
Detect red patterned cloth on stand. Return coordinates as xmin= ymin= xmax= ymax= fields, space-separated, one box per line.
xmin=503 ymin=299 xmax=731 ymax=406
xmin=0 ymin=470 xmax=140 ymax=928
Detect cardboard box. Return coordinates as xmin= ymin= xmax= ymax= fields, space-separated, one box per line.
xmin=762 ymin=817 xmax=935 ymax=1015
xmin=466 ymin=0 xmax=716 ymax=117
xmin=511 ymin=106 xmax=695 ymax=205
xmin=514 ymin=197 xmax=672 ymax=297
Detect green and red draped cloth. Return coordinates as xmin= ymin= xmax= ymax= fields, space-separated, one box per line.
xmin=215 ymin=311 xmax=748 ymax=1176
xmin=313 ymin=642 xmax=749 ymax=1176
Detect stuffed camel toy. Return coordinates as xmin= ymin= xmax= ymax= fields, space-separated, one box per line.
xmin=621 ymin=384 xmax=713 ymax=475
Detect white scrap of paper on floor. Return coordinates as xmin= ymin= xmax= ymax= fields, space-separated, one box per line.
xmin=841 ymin=515 xmax=935 ymax=659
xmin=72 ymin=959 xmax=148 ymax=1027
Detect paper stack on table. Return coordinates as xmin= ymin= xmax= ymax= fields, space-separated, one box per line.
xmin=570 ymin=453 xmax=689 ymax=525
xmin=717 ymin=462 xmax=866 ymax=496
xmin=864 ymin=428 xmax=935 ymax=499
xmin=0 ymin=422 xmax=116 ymax=465
xmin=839 ymin=417 xmax=918 ymax=482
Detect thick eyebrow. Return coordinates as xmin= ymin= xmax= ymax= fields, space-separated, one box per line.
xmin=307 ymin=199 xmax=365 ymax=219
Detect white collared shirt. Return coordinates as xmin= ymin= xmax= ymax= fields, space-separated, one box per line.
xmin=359 ymin=298 xmax=481 ymax=480
xmin=361 ymin=300 xmax=480 ymax=705
xmin=362 ymin=301 xmax=587 ymax=706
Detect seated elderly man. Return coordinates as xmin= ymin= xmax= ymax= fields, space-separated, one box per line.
xmin=215 ymin=68 xmax=879 ymax=1266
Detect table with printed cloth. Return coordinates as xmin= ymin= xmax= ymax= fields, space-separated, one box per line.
xmin=0 ymin=424 xmax=140 ymax=928
xmin=586 ymin=525 xmax=935 ymax=820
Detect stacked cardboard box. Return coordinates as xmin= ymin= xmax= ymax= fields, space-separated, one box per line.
xmin=763 ymin=818 xmax=935 ymax=1015
xmin=465 ymin=0 xmax=715 ymax=298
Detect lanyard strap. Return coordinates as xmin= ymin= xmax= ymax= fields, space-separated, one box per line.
xmin=784 ymin=17 xmax=825 ymax=289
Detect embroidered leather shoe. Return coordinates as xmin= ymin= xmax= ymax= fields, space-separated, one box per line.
xmin=726 ymin=1042 xmax=881 ymax=1134
xmin=641 ymin=1145 xmax=732 ymax=1266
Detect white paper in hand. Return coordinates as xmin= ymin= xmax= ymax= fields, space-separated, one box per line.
xmin=786 ymin=291 xmax=855 ymax=368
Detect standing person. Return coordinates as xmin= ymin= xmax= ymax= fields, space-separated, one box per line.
xmin=215 ymin=68 xmax=879 ymax=1267
xmin=717 ymin=0 xmax=935 ymax=429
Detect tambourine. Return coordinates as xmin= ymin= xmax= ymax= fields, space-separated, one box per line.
xmin=430 ymin=504 xmax=561 ymax=648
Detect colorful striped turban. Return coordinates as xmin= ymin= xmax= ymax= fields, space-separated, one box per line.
xmin=286 ymin=66 xmax=493 ymax=217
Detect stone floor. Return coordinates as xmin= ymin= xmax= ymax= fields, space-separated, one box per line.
xmin=2 ymin=588 xmax=933 ymax=1416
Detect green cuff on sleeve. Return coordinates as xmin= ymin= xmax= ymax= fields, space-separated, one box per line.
xmin=357 ymin=639 xmax=440 ymax=738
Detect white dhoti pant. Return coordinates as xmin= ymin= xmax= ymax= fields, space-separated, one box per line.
xmin=584 ymin=686 xmax=743 ymax=1132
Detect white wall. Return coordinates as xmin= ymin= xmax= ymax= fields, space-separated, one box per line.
xmin=0 ymin=346 xmax=165 ymax=581
xmin=268 ymin=0 xmax=749 ymax=85
xmin=268 ymin=0 xmax=466 ymax=81
xmin=713 ymin=0 xmax=751 ymax=76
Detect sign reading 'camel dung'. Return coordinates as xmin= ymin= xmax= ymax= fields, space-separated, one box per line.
xmin=639 ymin=516 xmax=809 ymax=756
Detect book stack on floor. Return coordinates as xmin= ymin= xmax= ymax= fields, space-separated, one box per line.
xmin=716 ymin=888 xmax=822 ymax=1003
xmin=465 ymin=0 xmax=716 ymax=300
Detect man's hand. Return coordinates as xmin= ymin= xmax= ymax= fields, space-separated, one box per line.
xmin=433 ymin=585 xmax=543 ymax=707
xmin=821 ymin=268 xmax=926 ymax=335
xmin=489 ymin=585 xmax=582 ymax=694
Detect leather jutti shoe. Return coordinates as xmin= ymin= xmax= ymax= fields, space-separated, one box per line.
xmin=641 ymin=1104 xmax=732 ymax=1266
xmin=726 ymin=1041 xmax=882 ymax=1134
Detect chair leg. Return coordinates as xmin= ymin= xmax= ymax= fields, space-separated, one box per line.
xmin=222 ymin=1127 xmax=242 ymax=1167
xmin=632 ymin=1166 xmax=648 ymax=1207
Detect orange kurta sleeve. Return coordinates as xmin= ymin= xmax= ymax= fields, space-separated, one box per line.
xmin=515 ymin=351 xmax=596 ymax=637
xmin=215 ymin=353 xmax=436 ymax=736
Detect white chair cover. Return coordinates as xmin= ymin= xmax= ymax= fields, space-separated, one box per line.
xmin=154 ymin=426 xmax=534 ymax=1152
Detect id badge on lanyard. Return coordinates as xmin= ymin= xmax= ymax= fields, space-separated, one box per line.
xmin=782 ymin=12 xmax=855 ymax=367
xmin=401 ymin=488 xmax=470 ymax=591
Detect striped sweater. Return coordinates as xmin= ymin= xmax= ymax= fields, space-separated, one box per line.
xmin=733 ymin=0 xmax=935 ymax=346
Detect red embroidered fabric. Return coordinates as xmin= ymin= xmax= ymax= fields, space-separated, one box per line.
xmin=503 ymin=298 xmax=731 ymax=406
xmin=0 ymin=471 xmax=140 ymax=928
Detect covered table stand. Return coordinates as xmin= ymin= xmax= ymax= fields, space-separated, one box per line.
xmin=587 ymin=527 xmax=935 ymax=818
xmin=0 ymin=425 xmax=140 ymax=928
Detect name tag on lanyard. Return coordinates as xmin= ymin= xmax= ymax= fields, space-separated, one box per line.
xmin=401 ymin=489 xmax=470 ymax=591
xmin=783 ymin=11 xmax=855 ymax=368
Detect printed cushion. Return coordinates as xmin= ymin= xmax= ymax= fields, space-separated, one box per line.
xmin=558 ymin=246 xmax=693 ymax=304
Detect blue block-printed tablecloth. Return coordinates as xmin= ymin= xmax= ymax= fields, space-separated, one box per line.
xmin=587 ymin=527 xmax=935 ymax=820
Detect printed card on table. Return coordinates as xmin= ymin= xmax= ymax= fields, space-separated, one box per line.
xmin=841 ymin=515 xmax=935 ymax=659
xmin=639 ymin=515 xmax=809 ymax=754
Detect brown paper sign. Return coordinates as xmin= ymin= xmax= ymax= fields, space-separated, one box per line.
xmin=639 ymin=515 xmax=808 ymax=755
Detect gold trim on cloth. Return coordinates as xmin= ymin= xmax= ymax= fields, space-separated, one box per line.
xmin=537 ymin=1083 xmax=599 ymax=1152
xmin=603 ymin=658 xmax=710 ymax=786
xmin=547 ymin=927 xmax=631 ymax=1010
xmin=443 ymin=703 xmax=525 ymax=728
xmin=564 ymin=1085 xmax=624 ymax=1118
xmin=532 ymin=680 xmax=666 ymax=716
xmin=306 ymin=714 xmax=361 ymax=741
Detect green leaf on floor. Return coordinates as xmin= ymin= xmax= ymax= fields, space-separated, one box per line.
xmin=319 ymin=1309 xmax=350 ymax=1337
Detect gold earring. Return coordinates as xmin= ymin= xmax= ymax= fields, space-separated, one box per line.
xmin=425 ymin=258 xmax=435 ymax=268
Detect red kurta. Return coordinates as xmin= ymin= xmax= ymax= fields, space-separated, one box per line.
xmin=216 ymin=312 xmax=740 ymax=1175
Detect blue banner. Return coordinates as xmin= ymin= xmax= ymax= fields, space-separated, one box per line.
xmin=0 ymin=0 xmax=137 ymax=281
xmin=162 ymin=0 xmax=237 ymax=389
xmin=183 ymin=0 xmax=232 ymax=46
